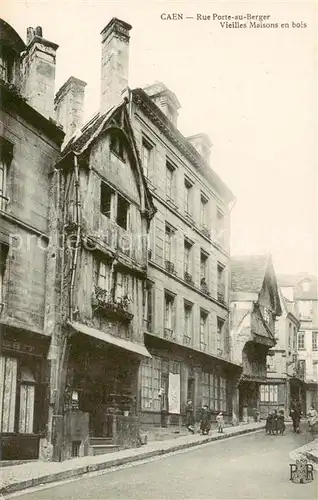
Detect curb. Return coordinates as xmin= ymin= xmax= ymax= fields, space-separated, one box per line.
xmin=1 ymin=425 xmax=264 ymax=496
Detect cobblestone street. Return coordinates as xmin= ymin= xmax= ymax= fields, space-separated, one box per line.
xmin=13 ymin=425 xmax=316 ymax=500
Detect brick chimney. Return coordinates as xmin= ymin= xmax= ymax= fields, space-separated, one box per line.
xmin=100 ymin=18 xmax=132 ymax=114
xmin=54 ymin=76 xmax=87 ymax=143
xmin=21 ymin=26 xmax=58 ymax=119
xmin=187 ymin=133 xmax=212 ymax=164
xmin=144 ymin=82 xmax=181 ymax=127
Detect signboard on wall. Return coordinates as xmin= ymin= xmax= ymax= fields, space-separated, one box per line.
xmin=168 ymin=372 xmax=180 ymax=414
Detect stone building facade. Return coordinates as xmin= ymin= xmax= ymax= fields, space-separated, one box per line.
xmin=0 ymin=20 xmax=64 ymax=459
xmin=278 ymin=274 xmax=318 ymax=413
xmin=230 ymin=255 xmax=282 ymax=422
xmin=259 ymin=287 xmax=304 ymax=418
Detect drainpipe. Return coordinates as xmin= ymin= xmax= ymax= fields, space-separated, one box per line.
xmin=69 ymin=153 xmax=81 ymax=322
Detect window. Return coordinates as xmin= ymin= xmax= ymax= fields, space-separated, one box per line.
xmin=110 ymin=131 xmax=125 ymax=160
xmin=219 ymin=377 xmax=228 ymax=412
xmin=313 ymin=362 xmax=318 ymax=381
xmin=0 ymin=243 xmax=8 ymax=304
xmin=0 ymin=356 xmax=17 ymax=432
xmin=288 ymin=323 xmax=292 ymax=347
xmin=298 ymin=331 xmax=305 ymax=350
xmin=184 ymin=301 xmax=193 ymax=340
xmin=298 ymin=300 xmax=312 ymax=319
xmin=144 ymin=281 xmax=153 ymax=331
xmin=200 ymin=310 xmax=208 ymax=347
xmin=201 ymin=372 xmax=214 ymax=409
xmin=142 ymin=139 xmax=152 ymax=178
xmin=200 ymin=194 xmax=208 ymax=228
xmin=115 ymin=271 xmax=129 ymax=300
xmin=184 ymin=178 xmax=193 ymax=215
xmin=217 ymin=317 xmax=225 ymax=354
xmin=184 ymin=239 xmax=193 ymax=277
xmin=97 ymin=261 xmax=111 ymax=291
xmin=200 ymin=251 xmax=208 ymax=283
xmin=217 ymin=263 xmax=225 ymax=302
xmin=216 ymin=209 xmax=225 ymax=246
xmin=19 ymin=366 xmax=36 ymax=434
xmin=166 ymin=161 xmax=175 ymax=199
xmin=260 ymin=385 xmax=278 ymax=403
xmin=263 ymin=307 xmax=271 ymax=324
xmin=140 ymin=357 xmax=161 ymax=411
xmin=117 ymin=194 xmax=130 ymax=230
xmin=165 ymin=224 xmax=175 ymax=265
xmin=100 ymin=182 xmax=114 ymax=219
xmin=164 ymin=291 xmax=175 ymax=332
xmin=302 ymin=281 xmax=310 ymax=292
xmin=267 ymin=355 xmax=276 ymax=371
xmin=293 ymin=326 xmax=297 ymax=349
xmin=312 ymin=332 xmax=318 ymax=351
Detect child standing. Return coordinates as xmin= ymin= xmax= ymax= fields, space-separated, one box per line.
xmin=277 ymin=410 xmax=286 ymax=435
xmin=216 ymin=411 xmax=224 ymax=433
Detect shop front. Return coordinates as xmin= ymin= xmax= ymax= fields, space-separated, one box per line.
xmin=140 ymin=333 xmax=239 ymax=429
xmin=0 ymin=328 xmax=49 ymax=460
xmin=59 ymin=322 xmax=151 ymax=459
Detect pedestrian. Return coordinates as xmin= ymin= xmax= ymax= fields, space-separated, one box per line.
xmin=200 ymin=405 xmax=211 ymax=435
xmin=265 ymin=411 xmax=273 ymax=435
xmin=277 ymin=410 xmax=286 ymax=435
xmin=307 ymin=405 xmax=318 ymax=434
xmin=289 ymin=399 xmax=302 ymax=433
xmin=216 ymin=411 xmax=224 ymax=433
xmin=185 ymin=400 xmax=195 ymax=434
xmin=272 ymin=409 xmax=278 ymax=435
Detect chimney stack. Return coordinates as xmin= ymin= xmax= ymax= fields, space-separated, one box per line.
xmin=144 ymin=82 xmax=181 ymax=127
xmin=100 ymin=18 xmax=132 ymax=114
xmin=54 ymin=76 xmax=87 ymax=145
xmin=187 ymin=134 xmax=212 ymax=164
xmin=21 ymin=26 xmax=58 ymax=120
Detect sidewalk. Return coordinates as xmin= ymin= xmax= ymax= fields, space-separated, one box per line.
xmin=289 ymin=437 xmax=318 ymax=470
xmin=0 ymin=422 xmax=264 ymax=496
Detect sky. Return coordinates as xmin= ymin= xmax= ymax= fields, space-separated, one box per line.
xmin=4 ymin=0 xmax=318 ymax=276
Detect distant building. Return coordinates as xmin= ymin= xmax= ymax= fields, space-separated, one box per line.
xmin=0 ymin=20 xmax=64 ymax=460
xmin=230 ymin=255 xmax=282 ymax=422
xmin=278 ymin=273 xmax=318 ymax=412
xmin=260 ymin=287 xmax=305 ymax=418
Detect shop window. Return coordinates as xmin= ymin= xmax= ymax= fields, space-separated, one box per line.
xmin=19 ymin=366 xmax=36 ymax=434
xmin=219 ymin=377 xmax=228 ymax=412
xmin=140 ymin=357 xmax=161 ymax=411
xmin=260 ymin=384 xmax=278 ymax=402
xmin=117 ymin=194 xmax=130 ymax=230
xmin=312 ymin=332 xmax=318 ymax=351
xmin=0 ymin=356 xmax=17 ymax=432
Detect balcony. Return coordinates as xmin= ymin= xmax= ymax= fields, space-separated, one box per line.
xmin=200 ymin=226 xmax=211 ymax=240
xmin=165 ymin=260 xmax=177 ymax=276
xmin=200 ymin=278 xmax=210 ymax=296
xmin=200 ymin=342 xmax=207 ymax=352
xmin=163 ymin=328 xmax=175 ymax=341
xmin=184 ymin=271 xmax=194 ymax=286
xmin=217 ymin=283 xmax=226 ymax=304
xmin=92 ymin=286 xmax=134 ymax=323
xmin=183 ymin=335 xmax=192 ymax=346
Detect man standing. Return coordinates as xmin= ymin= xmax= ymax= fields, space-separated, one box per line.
xmin=289 ymin=399 xmax=302 ymax=433
xmin=185 ymin=400 xmax=195 ymax=434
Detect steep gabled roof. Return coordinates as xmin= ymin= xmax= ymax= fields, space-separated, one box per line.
xmin=278 ymin=273 xmax=318 ymax=300
xmin=58 ymin=100 xmax=156 ymax=220
xmin=231 ymin=254 xmax=270 ymax=294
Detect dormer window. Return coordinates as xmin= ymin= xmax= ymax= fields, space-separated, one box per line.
xmin=302 ymin=281 xmax=310 ymax=292
xmin=110 ymin=131 xmax=125 ymax=161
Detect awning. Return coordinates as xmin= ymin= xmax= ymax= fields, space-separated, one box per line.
xmin=68 ymin=321 xmax=152 ymax=358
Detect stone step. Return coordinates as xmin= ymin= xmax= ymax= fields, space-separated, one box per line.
xmin=89 ymin=444 xmax=120 ymax=456
xmin=89 ymin=437 xmax=113 ymax=446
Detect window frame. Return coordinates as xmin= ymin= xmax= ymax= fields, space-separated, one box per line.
xmin=166 ymin=161 xmax=175 ymax=200
xmin=184 ymin=176 xmax=193 ymax=215
xmin=312 ymin=331 xmax=318 ymax=351
xmin=200 ymin=193 xmax=209 ymax=228
xmin=164 ymin=290 xmax=175 ymax=332
xmin=141 ymin=137 xmax=153 ymax=178
xmin=298 ymin=331 xmax=305 ymax=350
